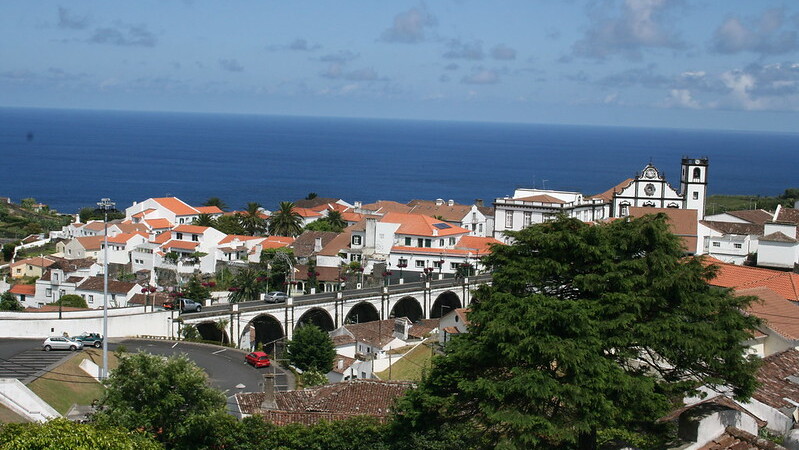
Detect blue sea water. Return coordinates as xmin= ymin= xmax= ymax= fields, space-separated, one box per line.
xmin=1 ymin=107 xmax=797 ymax=215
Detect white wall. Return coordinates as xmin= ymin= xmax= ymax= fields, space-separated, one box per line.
xmin=0 ymin=308 xmax=175 ymax=338
xmin=0 ymin=379 xmax=61 ymax=422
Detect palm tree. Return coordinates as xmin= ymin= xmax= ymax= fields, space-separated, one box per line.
xmin=269 ymin=201 xmax=303 ymax=237
xmin=203 ymin=197 xmax=228 ymax=211
xmin=239 ymin=202 xmax=266 ymax=236
xmin=228 ymin=267 xmax=267 ymax=303
xmin=325 ymin=210 xmax=346 ymax=231
xmin=192 ymin=213 xmax=216 ymax=227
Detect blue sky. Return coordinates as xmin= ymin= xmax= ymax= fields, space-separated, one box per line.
xmin=2 ymin=1 xmax=799 ymax=131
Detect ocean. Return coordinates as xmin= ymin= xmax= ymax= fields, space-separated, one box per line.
xmin=2 ymin=107 xmax=797 ymax=215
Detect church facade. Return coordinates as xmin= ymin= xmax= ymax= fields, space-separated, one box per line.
xmin=493 ymin=157 xmax=708 ymax=242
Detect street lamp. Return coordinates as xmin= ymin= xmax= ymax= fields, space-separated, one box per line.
xmin=97 ymin=197 xmax=115 ymax=380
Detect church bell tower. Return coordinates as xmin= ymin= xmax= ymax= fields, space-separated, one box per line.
xmin=680 ymin=157 xmax=708 ymax=219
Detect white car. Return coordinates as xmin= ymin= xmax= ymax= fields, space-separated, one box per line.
xmin=42 ymin=336 xmax=84 ymax=351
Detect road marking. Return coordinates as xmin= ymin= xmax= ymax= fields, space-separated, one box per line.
xmin=212 ymin=348 xmax=226 ymax=354
xmin=171 ymin=342 xmax=179 ymax=348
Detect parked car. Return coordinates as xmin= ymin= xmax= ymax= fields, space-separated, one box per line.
xmin=73 ymin=332 xmax=103 ymax=348
xmin=163 ymin=298 xmax=203 ymax=312
xmin=264 ymin=291 xmax=288 ymax=304
xmin=42 ymin=336 xmax=83 ymax=351
xmin=245 ymin=351 xmax=271 ymax=368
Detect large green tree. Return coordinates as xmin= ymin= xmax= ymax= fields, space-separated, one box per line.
xmin=192 ymin=213 xmax=217 ymax=228
xmin=215 ymin=214 xmax=246 ymax=235
xmin=269 ymin=201 xmax=304 ymax=237
xmin=394 ymin=215 xmax=761 ymax=449
xmin=0 ymin=418 xmax=160 ymax=450
xmin=0 ymin=291 xmax=24 ymax=311
xmin=260 ymin=248 xmax=295 ymax=289
xmin=93 ymin=352 xmax=227 ymax=448
xmin=239 ymin=202 xmax=267 ymax=236
xmin=203 ymin=197 xmax=228 ymax=211
xmin=286 ymin=324 xmax=335 ymax=373
xmin=49 ymin=294 xmax=88 ymax=308
xmin=227 ymin=266 xmax=268 ymax=303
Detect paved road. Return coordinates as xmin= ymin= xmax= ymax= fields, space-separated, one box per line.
xmin=0 ymin=338 xmax=291 ymax=394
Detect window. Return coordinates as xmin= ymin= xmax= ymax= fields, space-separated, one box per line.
xmin=692 ymin=167 xmax=701 ymax=180
xmin=415 ymin=260 xmax=426 ymax=268
xmin=712 ymin=242 xmax=720 ymax=247
xmin=89 ymin=295 xmax=94 ymax=303
xmin=505 ymin=211 xmax=514 ymax=228
xmin=449 ymin=238 xmax=456 ymax=245
xmin=692 ymin=192 xmax=699 ymax=200
xmin=179 ymin=218 xmax=185 ymax=224
xmin=46 ymin=288 xmax=52 ymax=297
xmin=433 ymin=260 xmax=442 ymax=268
xmin=176 ymin=232 xmax=183 ymax=240
xmin=404 ymin=237 xmax=411 ymax=246
xmin=417 ymin=238 xmax=424 ymax=247
xmin=523 ymin=211 xmax=532 ymax=227
xmin=479 ymin=224 xmax=483 ymax=233
xmin=439 ymin=239 xmax=444 ymax=247
xmin=619 ymin=202 xmax=630 ymax=216
xmin=450 ymin=262 xmax=459 ymax=270
xmin=398 ymin=258 xmax=408 ymax=267
xmin=352 ymin=235 xmax=362 ymax=246
xmin=192 ymin=234 xmax=199 ymax=242
xmin=734 ymin=243 xmax=742 ymax=249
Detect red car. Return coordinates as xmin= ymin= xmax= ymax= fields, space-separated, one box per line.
xmin=245 ymin=351 xmax=271 ymax=368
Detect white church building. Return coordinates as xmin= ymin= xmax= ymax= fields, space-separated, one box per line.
xmin=493 ymin=157 xmax=708 ymax=242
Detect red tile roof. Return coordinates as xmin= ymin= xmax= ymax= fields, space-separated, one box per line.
xmin=382 ymin=212 xmax=470 ymax=237
xmin=74 ymin=236 xmax=104 ymax=251
xmin=726 ymin=209 xmax=774 ymax=225
xmin=10 ymin=284 xmax=35 ymax=295
xmin=144 ymin=218 xmax=173 ymax=229
xmin=172 ymin=224 xmax=209 ymax=234
xmin=154 ymin=197 xmax=198 ymax=216
xmin=738 ymin=287 xmax=799 ymax=340
xmin=592 ymin=178 xmax=634 ymax=202
xmin=752 ymin=348 xmax=799 ymax=412
xmin=707 ymin=260 xmax=799 ymax=302
xmin=697 ymin=426 xmax=781 ymax=450
xmin=161 ymin=240 xmax=200 ymax=251
xmin=629 ymin=207 xmax=698 ymax=252
xmin=456 ymin=236 xmax=504 ymax=254
xmin=359 ymin=201 xmax=413 ymax=214
xmin=10 ymin=256 xmax=55 ymax=269
xmin=195 ymin=206 xmax=223 ymax=214
xmin=774 ymin=208 xmax=799 ymax=226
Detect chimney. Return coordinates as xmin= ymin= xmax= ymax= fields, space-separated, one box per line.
xmin=260 ymin=374 xmax=277 ymax=410
xmin=436 ymin=198 xmax=444 ymax=206
xmin=474 ymin=199 xmax=483 ymax=207
xmin=354 ymin=201 xmax=362 ymax=209
xmin=447 ymin=199 xmax=454 ymax=206
xmin=314 ymin=237 xmax=323 ymax=253
xmin=338 ymin=359 xmax=344 ymax=369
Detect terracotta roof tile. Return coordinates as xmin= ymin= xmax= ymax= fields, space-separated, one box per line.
xmin=331 ymin=354 xmax=357 ymax=374
xmin=707 ymin=260 xmax=799 ymax=302
xmin=290 ymin=231 xmax=340 ymax=258
xmin=407 ymin=200 xmax=472 ymax=221
xmin=172 ymin=224 xmax=209 ymax=234
xmin=294 ymin=197 xmax=343 ymax=209
xmin=382 ymin=212 xmax=470 ymax=237
xmin=737 ymin=287 xmax=799 ymax=340
xmin=10 ymin=256 xmax=56 ymax=269
xmin=456 ymin=236 xmax=504 ymax=254
xmin=154 ymin=197 xmax=198 ymax=216
xmin=77 ymin=276 xmax=138 ymax=294
xmin=74 ymin=236 xmax=104 ymax=251
xmin=775 ymin=208 xmax=799 ymax=226
xmin=726 ymin=209 xmax=775 ymax=225
xmin=629 ymin=207 xmax=698 ymax=252
xmin=195 ymin=206 xmax=222 ymax=214
xmin=293 ymin=207 xmax=322 ymax=218
xmin=332 ymin=334 xmax=355 ymax=346
xmin=752 ymin=348 xmax=799 ymax=412
xmin=359 ymin=201 xmax=413 ymax=214
xmin=591 ymin=178 xmax=634 ymax=202
xmin=760 ymin=231 xmax=798 ymax=243
xmin=10 ymin=284 xmax=35 ymax=295
xmin=161 ymin=240 xmax=200 ymax=251
xmin=408 ymin=319 xmax=438 ymax=338
xmin=345 ymin=319 xmax=408 ymax=348
xmin=144 ymin=218 xmax=173 ymax=229
xmin=513 ymin=194 xmax=567 ymax=204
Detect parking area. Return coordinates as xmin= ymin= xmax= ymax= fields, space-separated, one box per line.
xmin=0 ymin=340 xmax=77 ymax=384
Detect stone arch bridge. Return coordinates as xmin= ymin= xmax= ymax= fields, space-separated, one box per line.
xmin=180 ymin=274 xmax=490 ymax=350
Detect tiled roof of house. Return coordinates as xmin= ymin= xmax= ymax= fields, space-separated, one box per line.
xmin=341 ymin=211 xmax=365 ymax=223
xmin=751 ymin=348 xmax=799 ymax=412
xmin=293 ymin=207 xmax=323 ymax=218
xmin=218 ymin=235 xmax=262 ymax=245
xmin=737 ymin=287 xmax=799 ymax=340
xmin=82 ymin=221 xmax=106 ymax=232
xmin=77 ymin=276 xmax=138 ymax=294
xmin=345 ymin=319 xmax=407 ymax=348
xmin=454 ymin=308 xmax=470 ymax=325
xmin=382 ymin=212 xmax=470 ymax=237
xmin=294 ymin=197 xmax=343 ymax=209
xmin=332 ymin=334 xmax=355 ymax=347
xmin=659 ymin=395 xmax=767 ymax=428
xmin=331 ymin=354 xmax=357 ymax=374
xmin=774 ymin=208 xmax=799 ymax=226
xmin=360 ymin=201 xmax=413 ymax=215
xmin=236 ymin=379 xmax=414 ymax=423
xmin=258 ymin=235 xmax=295 ymax=250
xmin=456 ymin=236 xmax=504 ymax=254
xmin=114 ymin=222 xmax=149 ymax=234
xmin=629 ymin=207 xmax=698 ymax=252
xmin=10 ymin=256 xmax=56 ymax=269
xmin=10 ymin=284 xmax=35 ymax=295
xmin=74 ymin=236 xmax=104 ymax=251
xmin=697 ymin=426 xmax=784 ymax=450
xmin=726 ymin=209 xmax=775 ymax=225
xmin=514 ymin=194 xmax=567 ymax=204
xmin=161 ymin=240 xmax=200 ymax=251
xmin=172 ymin=225 xmax=209 ymax=234
xmin=107 ymin=232 xmax=146 ymax=244
xmin=318 ymin=229 xmax=353 ymax=257
xmin=154 ymin=197 xmax=198 ymax=216
xmin=408 ymin=319 xmax=438 ymax=339
xmin=195 ymin=206 xmax=223 ymax=214
xmin=144 ymin=218 xmax=173 ymax=229
xmin=700 ymin=220 xmax=764 ymax=236
xmin=126 ymin=291 xmax=171 ymax=307
xmin=132 ymin=209 xmax=155 ymax=219
xmin=591 ymin=178 xmax=634 ymax=202
xmin=706 ymin=260 xmax=799 ymax=301
xmin=760 ymin=231 xmax=798 ymax=243
xmin=152 ymin=231 xmax=171 ymax=244
xmin=290 ymin=231 xmax=340 ymax=258
xmin=407 ymin=200 xmax=472 ymax=222
xmin=49 ymin=257 xmax=96 ymax=272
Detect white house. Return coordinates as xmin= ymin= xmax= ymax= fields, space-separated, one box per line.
xmin=757 ymin=222 xmax=798 ymax=270
xmin=407 ymin=199 xmax=494 ymax=237
xmin=125 ymin=197 xmax=222 ymax=227
xmin=438 ymin=308 xmax=470 ymax=343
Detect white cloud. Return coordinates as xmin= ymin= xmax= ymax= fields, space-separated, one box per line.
xmin=710 ymin=8 xmax=799 ymax=55
xmin=380 ymin=7 xmax=437 ymax=43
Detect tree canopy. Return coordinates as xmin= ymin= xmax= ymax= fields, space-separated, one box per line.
xmin=0 ymin=291 xmax=24 ymax=311
xmin=239 ymin=202 xmax=267 ymax=236
xmin=286 ymin=324 xmax=336 ymax=373
xmin=269 ymin=201 xmax=304 ymax=237
xmin=93 ymin=352 xmax=227 ymax=447
xmin=50 ymin=294 xmax=88 ymax=308
xmin=0 ymin=418 xmax=161 ymax=450
xmin=203 ymin=197 xmax=228 ymax=211
xmin=394 ymin=215 xmax=761 ymax=449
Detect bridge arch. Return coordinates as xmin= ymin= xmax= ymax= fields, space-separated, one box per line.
xmin=390 ymin=296 xmax=423 ymax=323
xmin=296 ymin=307 xmax=335 ymax=332
xmin=430 ymin=291 xmax=462 ymax=319
xmin=196 ymin=320 xmax=229 ymax=345
xmin=344 ymin=301 xmax=379 ymax=324
xmin=244 ymin=314 xmax=284 ymax=352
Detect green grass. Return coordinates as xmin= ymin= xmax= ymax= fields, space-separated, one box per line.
xmin=0 ymin=403 xmax=27 ymax=423
xmin=375 ymin=340 xmax=435 ymax=381
xmin=27 ymin=349 xmax=117 ymax=415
